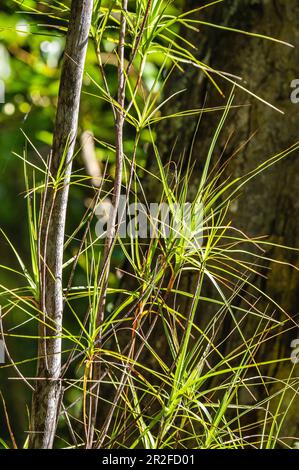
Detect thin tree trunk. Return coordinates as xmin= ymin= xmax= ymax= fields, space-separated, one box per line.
xmin=86 ymin=0 xmax=128 ymax=448
xmin=29 ymin=0 xmax=93 ymax=449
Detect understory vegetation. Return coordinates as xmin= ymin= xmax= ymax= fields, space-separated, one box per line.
xmin=0 ymin=0 xmax=298 ymax=449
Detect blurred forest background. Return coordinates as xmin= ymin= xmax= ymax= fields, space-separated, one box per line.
xmin=1 ymin=0 xmax=299 ymax=447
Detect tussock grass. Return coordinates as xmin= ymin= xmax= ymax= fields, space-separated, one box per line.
xmin=0 ymin=0 xmax=298 ymax=449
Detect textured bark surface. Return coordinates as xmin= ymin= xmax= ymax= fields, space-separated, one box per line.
xmin=29 ymin=0 xmax=93 ymax=449
xmin=150 ymin=0 xmax=299 ymax=437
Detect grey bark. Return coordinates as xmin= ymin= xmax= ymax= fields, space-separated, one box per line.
xmin=29 ymin=0 xmax=93 ymax=449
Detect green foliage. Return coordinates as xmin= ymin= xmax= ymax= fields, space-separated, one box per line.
xmin=0 ymin=0 xmax=298 ymax=450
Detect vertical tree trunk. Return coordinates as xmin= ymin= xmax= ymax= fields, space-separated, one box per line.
xmin=29 ymin=0 xmax=93 ymax=449
xmin=149 ymin=0 xmax=299 ymax=437
xmin=158 ymin=0 xmax=299 ymax=317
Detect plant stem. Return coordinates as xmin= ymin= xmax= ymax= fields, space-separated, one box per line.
xmin=29 ymin=0 xmax=93 ymax=449
xmin=86 ymin=0 xmax=128 ymax=448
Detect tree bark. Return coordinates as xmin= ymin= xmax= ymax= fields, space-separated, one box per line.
xmin=149 ymin=0 xmax=299 ymax=437
xmin=29 ymin=0 xmax=93 ymax=449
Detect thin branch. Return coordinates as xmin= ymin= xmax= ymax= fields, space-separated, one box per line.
xmin=86 ymin=0 xmax=128 ymax=449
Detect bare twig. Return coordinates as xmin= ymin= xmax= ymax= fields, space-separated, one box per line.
xmin=81 ymin=130 xmax=102 ymax=188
